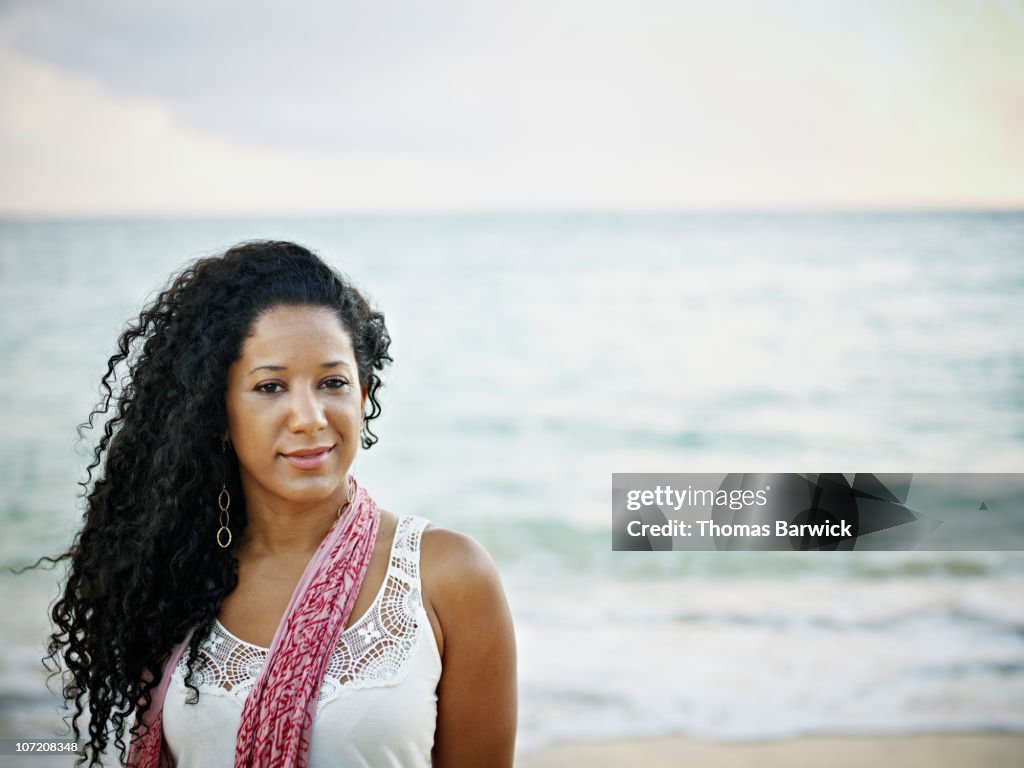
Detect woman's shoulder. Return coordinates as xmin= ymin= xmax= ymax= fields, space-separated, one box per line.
xmin=416 ymin=522 xmax=511 ymax=647
xmin=418 ymin=522 xmax=502 ymax=591
xmin=415 ymin=522 xmax=517 ymax=766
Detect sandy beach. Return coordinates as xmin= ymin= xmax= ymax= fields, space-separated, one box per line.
xmin=517 ymin=733 xmax=1024 ymax=767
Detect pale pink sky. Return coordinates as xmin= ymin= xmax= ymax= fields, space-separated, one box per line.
xmin=1 ymin=0 xmax=1022 ymax=215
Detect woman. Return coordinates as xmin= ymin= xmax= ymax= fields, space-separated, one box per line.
xmin=46 ymin=241 xmax=517 ymax=767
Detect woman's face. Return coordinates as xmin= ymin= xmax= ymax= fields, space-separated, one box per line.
xmin=225 ymin=304 xmax=364 ymax=511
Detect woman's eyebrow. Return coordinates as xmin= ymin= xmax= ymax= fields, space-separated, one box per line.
xmin=247 ymin=361 xmax=352 ymax=375
xmin=248 ymin=364 xmax=286 ymax=375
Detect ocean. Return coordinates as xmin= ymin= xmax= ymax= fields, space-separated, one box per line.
xmin=0 ymin=212 xmax=1021 ymax=755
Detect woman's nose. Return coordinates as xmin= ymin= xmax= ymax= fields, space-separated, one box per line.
xmin=288 ymin=388 xmax=328 ymax=433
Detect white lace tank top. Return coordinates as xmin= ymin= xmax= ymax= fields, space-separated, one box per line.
xmin=163 ymin=515 xmax=441 ymax=767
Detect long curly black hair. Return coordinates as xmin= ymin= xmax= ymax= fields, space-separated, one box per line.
xmin=43 ymin=241 xmax=392 ymax=766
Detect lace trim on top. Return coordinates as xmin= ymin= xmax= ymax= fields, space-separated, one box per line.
xmin=173 ymin=515 xmax=430 ymax=715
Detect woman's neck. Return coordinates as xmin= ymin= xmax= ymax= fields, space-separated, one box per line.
xmin=237 ymin=484 xmax=352 ymax=558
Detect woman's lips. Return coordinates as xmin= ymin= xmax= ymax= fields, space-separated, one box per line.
xmin=281 ymin=446 xmax=334 ymax=470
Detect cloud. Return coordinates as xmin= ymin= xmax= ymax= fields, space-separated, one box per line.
xmin=1 ymin=0 xmax=1022 ymax=214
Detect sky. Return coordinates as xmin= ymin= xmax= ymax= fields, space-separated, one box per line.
xmin=0 ymin=0 xmax=1022 ymax=215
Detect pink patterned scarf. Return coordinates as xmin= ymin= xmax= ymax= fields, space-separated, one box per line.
xmin=128 ymin=478 xmax=381 ymax=767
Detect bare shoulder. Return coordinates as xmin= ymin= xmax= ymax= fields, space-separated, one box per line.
xmin=419 ymin=523 xmax=518 ymax=767
xmin=418 ymin=524 xmax=514 ymax=646
xmin=420 ymin=524 xmax=501 ymax=589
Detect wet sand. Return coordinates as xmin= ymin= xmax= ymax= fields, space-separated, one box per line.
xmin=517 ymin=733 xmax=1024 ymax=767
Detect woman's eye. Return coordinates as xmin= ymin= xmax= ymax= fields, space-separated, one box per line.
xmin=322 ymin=377 xmax=349 ymax=390
xmin=255 ymin=382 xmax=284 ymax=394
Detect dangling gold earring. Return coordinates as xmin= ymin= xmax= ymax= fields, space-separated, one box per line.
xmin=217 ymin=485 xmax=232 ymax=548
xmin=216 ymin=438 xmax=232 ymax=549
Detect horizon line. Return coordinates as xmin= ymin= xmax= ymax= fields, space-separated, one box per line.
xmin=2 ymin=204 xmax=1023 ymax=223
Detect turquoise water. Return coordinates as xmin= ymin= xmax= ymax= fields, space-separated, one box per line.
xmin=1 ymin=213 xmax=1022 ymax=749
